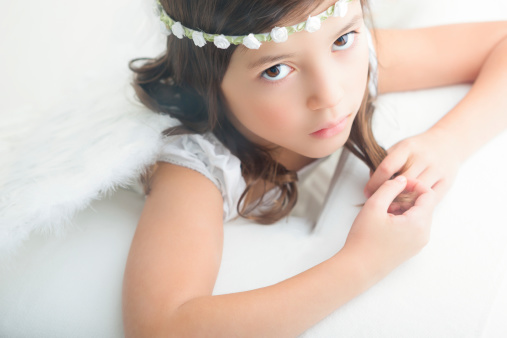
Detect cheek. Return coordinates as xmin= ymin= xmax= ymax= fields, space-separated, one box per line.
xmin=249 ymin=100 xmax=297 ymax=129
xmin=230 ymin=87 xmax=299 ymax=133
xmin=347 ymin=45 xmax=370 ymax=102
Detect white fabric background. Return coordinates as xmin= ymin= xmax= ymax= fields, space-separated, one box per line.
xmin=1 ymin=0 xmax=507 ymax=337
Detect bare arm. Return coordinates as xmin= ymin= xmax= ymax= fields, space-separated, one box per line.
xmin=374 ymin=21 xmax=507 ymax=93
xmin=374 ymin=22 xmax=507 ymax=160
xmin=122 ymin=163 xmax=370 ymax=337
xmin=364 ymin=22 xmax=507 ymax=200
xmin=122 ymin=163 xmax=435 ymax=337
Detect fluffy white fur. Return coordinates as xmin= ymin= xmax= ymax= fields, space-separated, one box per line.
xmin=0 ymin=73 xmax=171 ymax=258
xmin=0 ymin=0 xmax=170 ymax=259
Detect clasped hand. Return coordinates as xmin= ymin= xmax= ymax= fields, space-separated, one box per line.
xmin=363 ymin=128 xmax=462 ymax=213
xmin=343 ymin=175 xmax=437 ymax=280
xmin=342 ymin=128 xmax=464 ymax=280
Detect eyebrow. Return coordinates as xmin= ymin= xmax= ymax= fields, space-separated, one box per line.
xmin=247 ymin=14 xmax=364 ymax=70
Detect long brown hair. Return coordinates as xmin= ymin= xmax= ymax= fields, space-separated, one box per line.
xmin=130 ymin=0 xmax=404 ymax=224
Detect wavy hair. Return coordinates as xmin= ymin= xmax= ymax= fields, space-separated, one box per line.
xmin=130 ymin=0 xmax=408 ymax=224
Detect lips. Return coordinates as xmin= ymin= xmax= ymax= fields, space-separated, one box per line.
xmin=310 ymin=114 xmax=350 ymax=138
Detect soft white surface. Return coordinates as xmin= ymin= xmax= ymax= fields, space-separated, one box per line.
xmin=1 ymin=0 xmax=507 ymax=337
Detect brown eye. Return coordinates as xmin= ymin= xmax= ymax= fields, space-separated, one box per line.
xmin=335 ymin=34 xmax=349 ymax=47
xmin=332 ymin=32 xmax=356 ymax=51
xmin=265 ymin=65 xmax=281 ymax=77
xmin=261 ymin=64 xmax=292 ymax=82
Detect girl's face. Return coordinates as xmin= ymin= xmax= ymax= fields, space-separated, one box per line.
xmin=221 ymin=0 xmax=369 ymax=170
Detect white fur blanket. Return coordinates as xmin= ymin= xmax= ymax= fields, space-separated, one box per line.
xmin=0 ymin=74 xmax=172 ymax=258
xmin=1 ymin=0 xmax=507 ymax=337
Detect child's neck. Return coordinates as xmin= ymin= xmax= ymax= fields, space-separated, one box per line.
xmin=274 ymin=148 xmax=317 ymax=172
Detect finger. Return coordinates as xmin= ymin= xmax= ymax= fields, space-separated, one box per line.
xmin=415 ymin=167 xmax=441 ymax=192
xmin=409 ymin=178 xmax=432 ymax=196
xmin=388 ymin=201 xmax=412 ymax=215
xmin=366 ymin=175 xmax=408 ymax=212
xmin=395 ymin=176 xmax=429 ymax=196
xmin=399 ymin=188 xmax=437 ymax=220
xmin=412 ymin=182 xmax=437 ymax=209
xmin=390 ymin=178 xmax=433 ymax=213
xmin=387 ymin=203 xmax=401 ymax=214
xmin=364 ymin=152 xmax=409 ymax=198
xmin=401 ymin=162 xmax=427 ymax=181
xmin=431 ymin=179 xmax=451 ymax=204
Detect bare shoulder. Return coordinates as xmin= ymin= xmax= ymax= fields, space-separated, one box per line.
xmin=371 ymin=21 xmax=507 ymax=93
xmin=122 ymin=162 xmax=224 ymax=335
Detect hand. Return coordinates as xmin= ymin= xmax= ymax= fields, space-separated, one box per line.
xmin=343 ymin=175 xmax=437 ymax=281
xmin=364 ymin=128 xmax=462 ymax=207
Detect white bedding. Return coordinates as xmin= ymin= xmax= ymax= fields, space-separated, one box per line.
xmin=1 ymin=0 xmax=507 ymax=337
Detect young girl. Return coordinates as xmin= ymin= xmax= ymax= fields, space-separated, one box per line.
xmin=122 ymin=0 xmax=507 ymax=336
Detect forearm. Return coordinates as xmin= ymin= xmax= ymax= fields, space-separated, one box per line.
xmin=429 ymin=37 xmax=507 ymax=163
xmin=159 ymin=250 xmax=378 ymax=338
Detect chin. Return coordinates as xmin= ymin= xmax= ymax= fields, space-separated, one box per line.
xmin=303 ymin=134 xmax=351 ymax=159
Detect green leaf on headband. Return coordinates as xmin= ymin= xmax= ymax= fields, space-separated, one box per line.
xmin=232 ymin=36 xmax=244 ymax=44
xmin=286 ymin=26 xmax=296 ymax=34
xmin=162 ymin=18 xmax=171 ymax=27
xmin=166 ymin=18 xmax=174 ymax=27
xmin=255 ymin=34 xmax=268 ymax=42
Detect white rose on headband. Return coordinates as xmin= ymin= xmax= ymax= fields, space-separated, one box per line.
xmin=333 ymin=0 xmax=349 ymax=18
xmin=243 ymin=33 xmax=262 ymax=49
xmin=214 ymin=34 xmax=231 ymax=49
xmin=159 ymin=22 xmax=172 ymax=36
xmin=305 ymin=15 xmax=321 ymax=33
xmin=270 ymin=27 xmax=288 ymax=43
xmin=172 ymin=21 xmax=185 ymax=39
xmin=192 ymin=31 xmax=206 ymax=47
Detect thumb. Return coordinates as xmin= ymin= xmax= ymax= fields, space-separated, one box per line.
xmin=366 ymin=175 xmax=407 ymax=212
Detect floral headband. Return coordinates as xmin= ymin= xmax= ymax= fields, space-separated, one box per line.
xmin=155 ymin=0 xmax=355 ymax=50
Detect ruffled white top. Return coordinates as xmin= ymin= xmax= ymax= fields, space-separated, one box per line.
xmin=157 ymin=29 xmax=378 ymax=222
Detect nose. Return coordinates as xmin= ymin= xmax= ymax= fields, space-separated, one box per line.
xmin=306 ymin=59 xmax=344 ymax=111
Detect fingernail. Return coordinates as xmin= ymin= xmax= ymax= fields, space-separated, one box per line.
xmin=395 ymin=175 xmax=406 ymax=183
